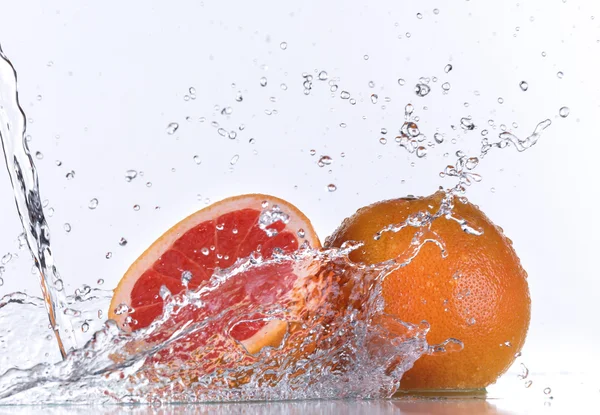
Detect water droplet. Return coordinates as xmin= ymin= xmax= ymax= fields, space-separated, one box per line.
xmin=119 ymin=237 xmax=128 ymax=246
xmin=544 ymin=387 xmax=552 ymax=395
xmin=349 ymin=98 xmax=356 ymax=105
xmin=318 ymin=71 xmax=328 ymax=81
xmin=193 ymin=155 xmax=202 ymax=165
xmin=460 ymin=117 xmax=475 ymax=130
xmin=1 ymin=253 xmax=12 ymax=265
xmin=370 ymin=94 xmax=378 ymax=104
xmin=230 ymin=154 xmax=240 ymax=165
xmin=524 ymin=380 xmax=533 ymax=388
xmin=559 ymin=106 xmax=570 ymax=117
xmin=259 ymin=77 xmax=267 ymax=87
xmin=221 ymin=106 xmax=233 ymax=115
xmin=105 ymin=252 xmax=112 ymax=259
xmin=66 ymin=170 xmax=75 ymax=180
xmin=55 ymin=160 xmax=62 ymax=166
xmin=398 ymin=78 xmax=406 ymax=86
xmin=442 ymin=82 xmax=451 ymax=91
xmin=541 ymin=51 xmax=547 ymax=57
xmin=81 ymin=322 xmax=89 ymax=333
xmin=97 ymin=278 xmax=104 ymax=285
xmin=327 ymin=184 xmax=337 ymax=192
xmin=318 ymin=155 xmax=333 ymax=167
xmin=125 ymin=170 xmax=138 ymax=182
xmin=159 ymin=285 xmax=171 ymax=300
xmin=433 ymin=8 xmax=440 ymax=15
xmin=181 ymin=270 xmax=193 ymax=286
xmin=363 ymin=54 xmax=369 ymax=60
xmin=519 ymin=81 xmax=529 ymax=91
xmin=340 ymin=91 xmax=350 ymax=99
xmin=466 ymin=317 xmax=476 ymax=326
xmin=166 ymin=122 xmax=179 ymax=135
xmin=416 ymin=146 xmax=427 ymax=158
xmin=297 ymin=228 xmax=306 ymax=238
xmin=444 ymin=64 xmax=453 ymax=73
xmin=434 ymin=133 xmax=444 ymax=144
xmin=518 ymin=363 xmax=529 ymax=379
xmin=201 ymin=247 xmax=210 ymax=256
xmin=63 ymin=223 xmax=71 ymax=233
xmin=368 ymin=81 xmax=375 ymax=88
xmin=490 ymin=187 xmax=496 ymax=193
xmin=557 ymin=71 xmax=564 ymax=79
xmin=35 ymin=151 xmax=43 ymax=159
xmin=498 ymin=97 xmax=504 ymax=104
xmin=309 ymin=149 xmax=316 ymax=156
xmin=415 ymin=83 xmax=431 ymax=97
xmin=88 ymin=198 xmax=99 ymax=210
xmin=280 ymin=41 xmax=288 ymax=50
xmin=146 ymin=181 xmax=152 ymax=188
xmin=465 ymin=157 xmax=479 ymax=170
xmin=228 ymin=131 xmax=237 ymax=140
xmin=55 ymin=279 xmax=64 ymax=291
xmin=379 ymin=137 xmax=387 ymax=145
xmin=280 ymin=83 xmax=288 ymax=90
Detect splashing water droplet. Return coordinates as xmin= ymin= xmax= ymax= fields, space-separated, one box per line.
xmin=518 ymin=363 xmax=529 ymax=380
xmin=318 ymin=155 xmax=333 ymax=167
xmin=166 ymin=122 xmax=179 ymax=135
xmin=88 ymin=198 xmax=99 ymax=210
xmin=414 ymin=83 xmax=431 ymax=97
xmin=460 ymin=117 xmax=475 ymax=130
xmin=181 ymin=270 xmax=193 ymax=287
xmin=519 ymin=81 xmax=529 ymax=91
xmin=559 ymin=106 xmax=570 ymax=118
xmin=125 ymin=170 xmax=138 ymax=182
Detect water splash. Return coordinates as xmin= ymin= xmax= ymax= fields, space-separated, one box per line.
xmin=0 ymin=246 xmax=438 ymax=403
xmin=0 ymin=45 xmax=77 ymax=357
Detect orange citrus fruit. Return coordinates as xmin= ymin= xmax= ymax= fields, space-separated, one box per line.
xmin=109 ymin=194 xmax=320 ymax=355
xmin=326 ymin=191 xmax=531 ymax=390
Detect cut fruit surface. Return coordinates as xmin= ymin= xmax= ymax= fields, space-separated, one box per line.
xmin=109 ymin=194 xmax=320 ymax=354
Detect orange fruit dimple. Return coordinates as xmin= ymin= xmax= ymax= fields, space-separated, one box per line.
xmin=109 ymin=194 xmax=320 ymax=355
xmin=327 ymin=191 xmax=531 ymax=390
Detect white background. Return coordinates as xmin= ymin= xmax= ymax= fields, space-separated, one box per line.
xmin=0 ymin=0 xmax=599 ymax=381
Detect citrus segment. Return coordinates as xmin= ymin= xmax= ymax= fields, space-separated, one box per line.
xmin=109 ymin=194 xmax=320 ymax=353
